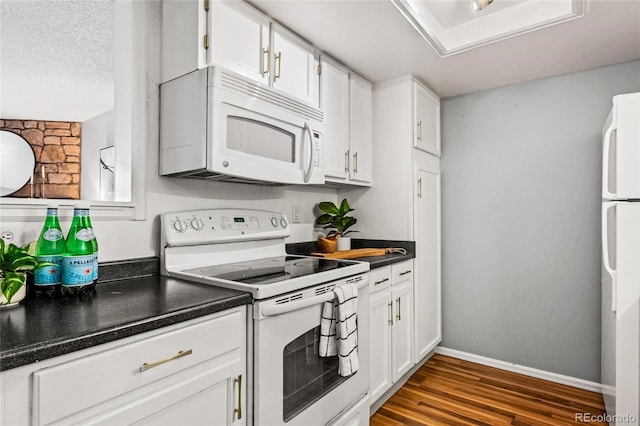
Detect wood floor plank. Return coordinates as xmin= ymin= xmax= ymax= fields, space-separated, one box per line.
xmin=371 ymin=354 xmax=607 ymax=426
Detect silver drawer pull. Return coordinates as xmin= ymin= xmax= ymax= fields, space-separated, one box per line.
xmin=374 ymin=277 xmax=389 ymax=286
xmin=139 ymin=349 xmax=193 ymax=372
xmin=399 ymin=270 xmax=412 ymax=276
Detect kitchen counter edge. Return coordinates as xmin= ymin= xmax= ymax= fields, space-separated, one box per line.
xmin=0 ymin=275 xmax=252 ymax=372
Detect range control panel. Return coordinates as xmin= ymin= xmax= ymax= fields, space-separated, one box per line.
xmin=162 ymin=209 xmax=290 ymax=247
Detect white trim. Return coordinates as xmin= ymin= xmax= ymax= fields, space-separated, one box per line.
xmin=435 ymin=347 xmax=602 ymax=393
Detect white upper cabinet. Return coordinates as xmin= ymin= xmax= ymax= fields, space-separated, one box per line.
xmin=161 ymin=0 xmax=319 ymax=106
xmin=348 ymin=73 xmax=373 ymax=184
xmin=320 ymin=56 xmax=350 ymax=180
xmin=414 ymin=82 xmax=441 ymax=156
xmin=209 ymin=0 xmax=270 ymax=84
xmin=321 ymin=58 xmax=373 ymax=186
xmin=271 ymin=24 xmax=319 ymax=106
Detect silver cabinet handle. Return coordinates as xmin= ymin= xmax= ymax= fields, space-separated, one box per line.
xmin=374 ymin=277 xmax=389 ymax=286
xmin=417 ymin=120 xmax=423 ymax=141
xmin=353 ymin=152 xmax=358 ymax=174
xmin=388 ymin=301 xmax=393 ymax=326
xmin=417 ymin=178 xmax=423 ymax=199
xmin=344 ymin=151 xmax=349 ymax=174
xmin=263 ymin=47 xmax=270 ymax=76
xmin=275 ymin=52 xmax=282 ymax=80
xmin=399 ymin=270 xmax=412 ymax=276
xmin=234 ymin=374 xmax=243 ymax=420
xmin=396 ymin=297 xmax=401 ymax=321
xmin=139 ymin=349 xmax=193 ymax=372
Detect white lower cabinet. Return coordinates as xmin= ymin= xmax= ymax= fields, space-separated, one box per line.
xmin=369 ymin=261 xmax=414 ymax=405
xmin=1 ymin=307 xmax=246 ymax=426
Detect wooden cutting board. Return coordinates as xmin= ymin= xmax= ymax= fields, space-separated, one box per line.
xmin=311 ymin=248 xmax=388 ymax=259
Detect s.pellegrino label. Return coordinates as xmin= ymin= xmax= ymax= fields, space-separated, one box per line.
xmin=34 ymin=255 xmax=63 ymax=286
xmin=43 ymin=228 xmax=63 ymax=242
xmin=62 ymin=255 xmax=95 ymax=286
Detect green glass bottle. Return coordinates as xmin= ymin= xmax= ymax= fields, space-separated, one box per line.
xmin=34 ymin=205 xmax=65 ymax=298
xmin=61 ymin=206 xmax=95 ymax=297
xmin=83 ymin=208 xmax=99 ymax=283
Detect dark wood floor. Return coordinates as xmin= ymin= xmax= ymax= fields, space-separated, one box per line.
xmin=371 ymin=354 xmax=607 ymax=426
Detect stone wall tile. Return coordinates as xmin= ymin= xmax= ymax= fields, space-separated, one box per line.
xmin=38 ymin=122 xmax=45 ymax=130
xmin=61 ymin=136 xmax=81 ymax=145
xmin=43 ymin=136 xmax=61 ymax=145
xmin=24 ymin=121 xmax=38 ymax=128
xmin=4 ymin=120 xmax=24 ymax=129
xmin=45 ymin=129 xmax=72 ymax=136
xmin=70 ymin=122 xmax=81 ymax=136
xmin=59 ymin=163 xmax=80 ymax=173
xmin=40 ymin=145 xmax=66 ymax=163
xmin=72 ymin=174 xmax=80 ymax=183
xmin=22 ymin=128 xmax=44 ymax=146
xmin=48 ymin=173 xmax=72 ymax=184
xmin=67 ymin=156 xmax=80 ymax=163
xmin=62 ymin=145 xmax=81 ymax=156
xmin=44 ymin=184 xmax=79 ymax=199
xmin=45 ymin=122 xmax=70 ymax=129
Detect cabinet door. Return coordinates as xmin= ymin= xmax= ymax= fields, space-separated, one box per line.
xmin=413 ymin=162 xmax=442 ymax=362
xmin=161 ymin=0 xmax=207 ymax=83
xmin=391 ymin=280 xmax=413 ymax=382
xmin=320 ymin=57 xmax=350 ymax=180
xmin=348 ymin=73 xmax=373 ymax=185
xmin=271 ymin=24 xmax=319 ymax=106
xmin=209 ymin=0 xmax=270 ymax=84
xmin=414 ymin=83 xmax=440 ymax=156
xmin=369 ymin=289 xmax=392 ymax=404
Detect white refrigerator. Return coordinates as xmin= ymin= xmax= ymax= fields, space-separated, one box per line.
xmin=602 ymin=92 xmax=640 ymax=426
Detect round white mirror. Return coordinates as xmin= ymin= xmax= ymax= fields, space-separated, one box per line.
xmin=0 ymin=130 xmax=36 ymax=196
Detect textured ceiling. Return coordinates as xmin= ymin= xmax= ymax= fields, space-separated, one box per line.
xmin=0 ymin=0 xmax=115 ymax=122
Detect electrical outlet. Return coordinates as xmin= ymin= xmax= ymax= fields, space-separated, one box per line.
xmin=1 ymin=231 xmax=15 ymax=243
xmin=291 ymin=205 xmax=301 ymax=224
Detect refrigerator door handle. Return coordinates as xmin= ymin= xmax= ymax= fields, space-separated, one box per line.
xmin=602 ymin=202 xmax=617 ymax=312
xmin=602 ymin=117 xmax=617 ymax=200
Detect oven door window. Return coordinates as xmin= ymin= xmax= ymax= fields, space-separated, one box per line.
xmin=227 ymin=116 xmax=295 ymax=163
xmin=283 ymin=326 xmax=350 ymax=423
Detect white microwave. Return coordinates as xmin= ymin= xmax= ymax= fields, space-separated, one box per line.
xmin=160 ymin=66 xmax=324 ymax=185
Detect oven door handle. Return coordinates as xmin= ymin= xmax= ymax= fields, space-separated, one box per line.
xmin=261 ymin=279 xmax=368 ymax=317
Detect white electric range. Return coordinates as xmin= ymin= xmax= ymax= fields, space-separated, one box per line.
xmin=160 ymin=209 xmax=371 ymax=426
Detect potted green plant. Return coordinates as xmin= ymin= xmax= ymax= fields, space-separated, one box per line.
xmin=316 ymin=199 xmax=358 ymax=251
xmin=0 ymin=239 xmax=51 ymax=307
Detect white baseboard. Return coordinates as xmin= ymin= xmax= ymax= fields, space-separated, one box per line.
xmin=435 ymin=347 xmax=602 ymax=393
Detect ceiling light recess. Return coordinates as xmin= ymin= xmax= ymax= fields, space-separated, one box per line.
xmin=391 ymin=0 xmax=588 ymax=57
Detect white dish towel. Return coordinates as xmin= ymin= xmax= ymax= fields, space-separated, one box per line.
xmin=318 ymin=283 xmax=359 ymax=377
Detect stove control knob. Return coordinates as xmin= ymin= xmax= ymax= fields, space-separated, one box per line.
xmin=191 ymin=217 xmax=204 ymax=231
xmin=280 ymin=217 xmax=288 ymax=228
xmin=173 ymin=219 xmax=187 ymax=233
xmin=270 ymin=217 xmax=278 ymax=228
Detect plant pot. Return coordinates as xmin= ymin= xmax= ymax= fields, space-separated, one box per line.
xmin=317 ymin=237 xmax=337 ymax=253
xmin=336 ymin=236 xmax=351 ymax=251
xmin=0 ymin=272 xmax=27 ymax=308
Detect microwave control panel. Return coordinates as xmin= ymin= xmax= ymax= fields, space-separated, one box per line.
xmin=162 ymin=209 xmax=290 ymax=247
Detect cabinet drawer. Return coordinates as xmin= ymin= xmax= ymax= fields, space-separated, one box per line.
xmin=392 ymin=260 xmax=414 ymax=285
xmin=32 ymin=308 xmax=245 ymax=426
xmin=369 ymin=266 xmax=391 ymax=294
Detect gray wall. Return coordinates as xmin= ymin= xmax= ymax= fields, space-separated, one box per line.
xmin=440 ymin=59 xmax=640 ymax=382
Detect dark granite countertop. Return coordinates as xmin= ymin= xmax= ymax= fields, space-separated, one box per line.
xmin=287 ymin=239 xmax=415 ymax=269
xmin=0 ymin=273 xmax=251 ymax=372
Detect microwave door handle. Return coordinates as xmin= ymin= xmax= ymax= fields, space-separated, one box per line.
xmin=303 ymin=122 xmax=314 ymax=183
